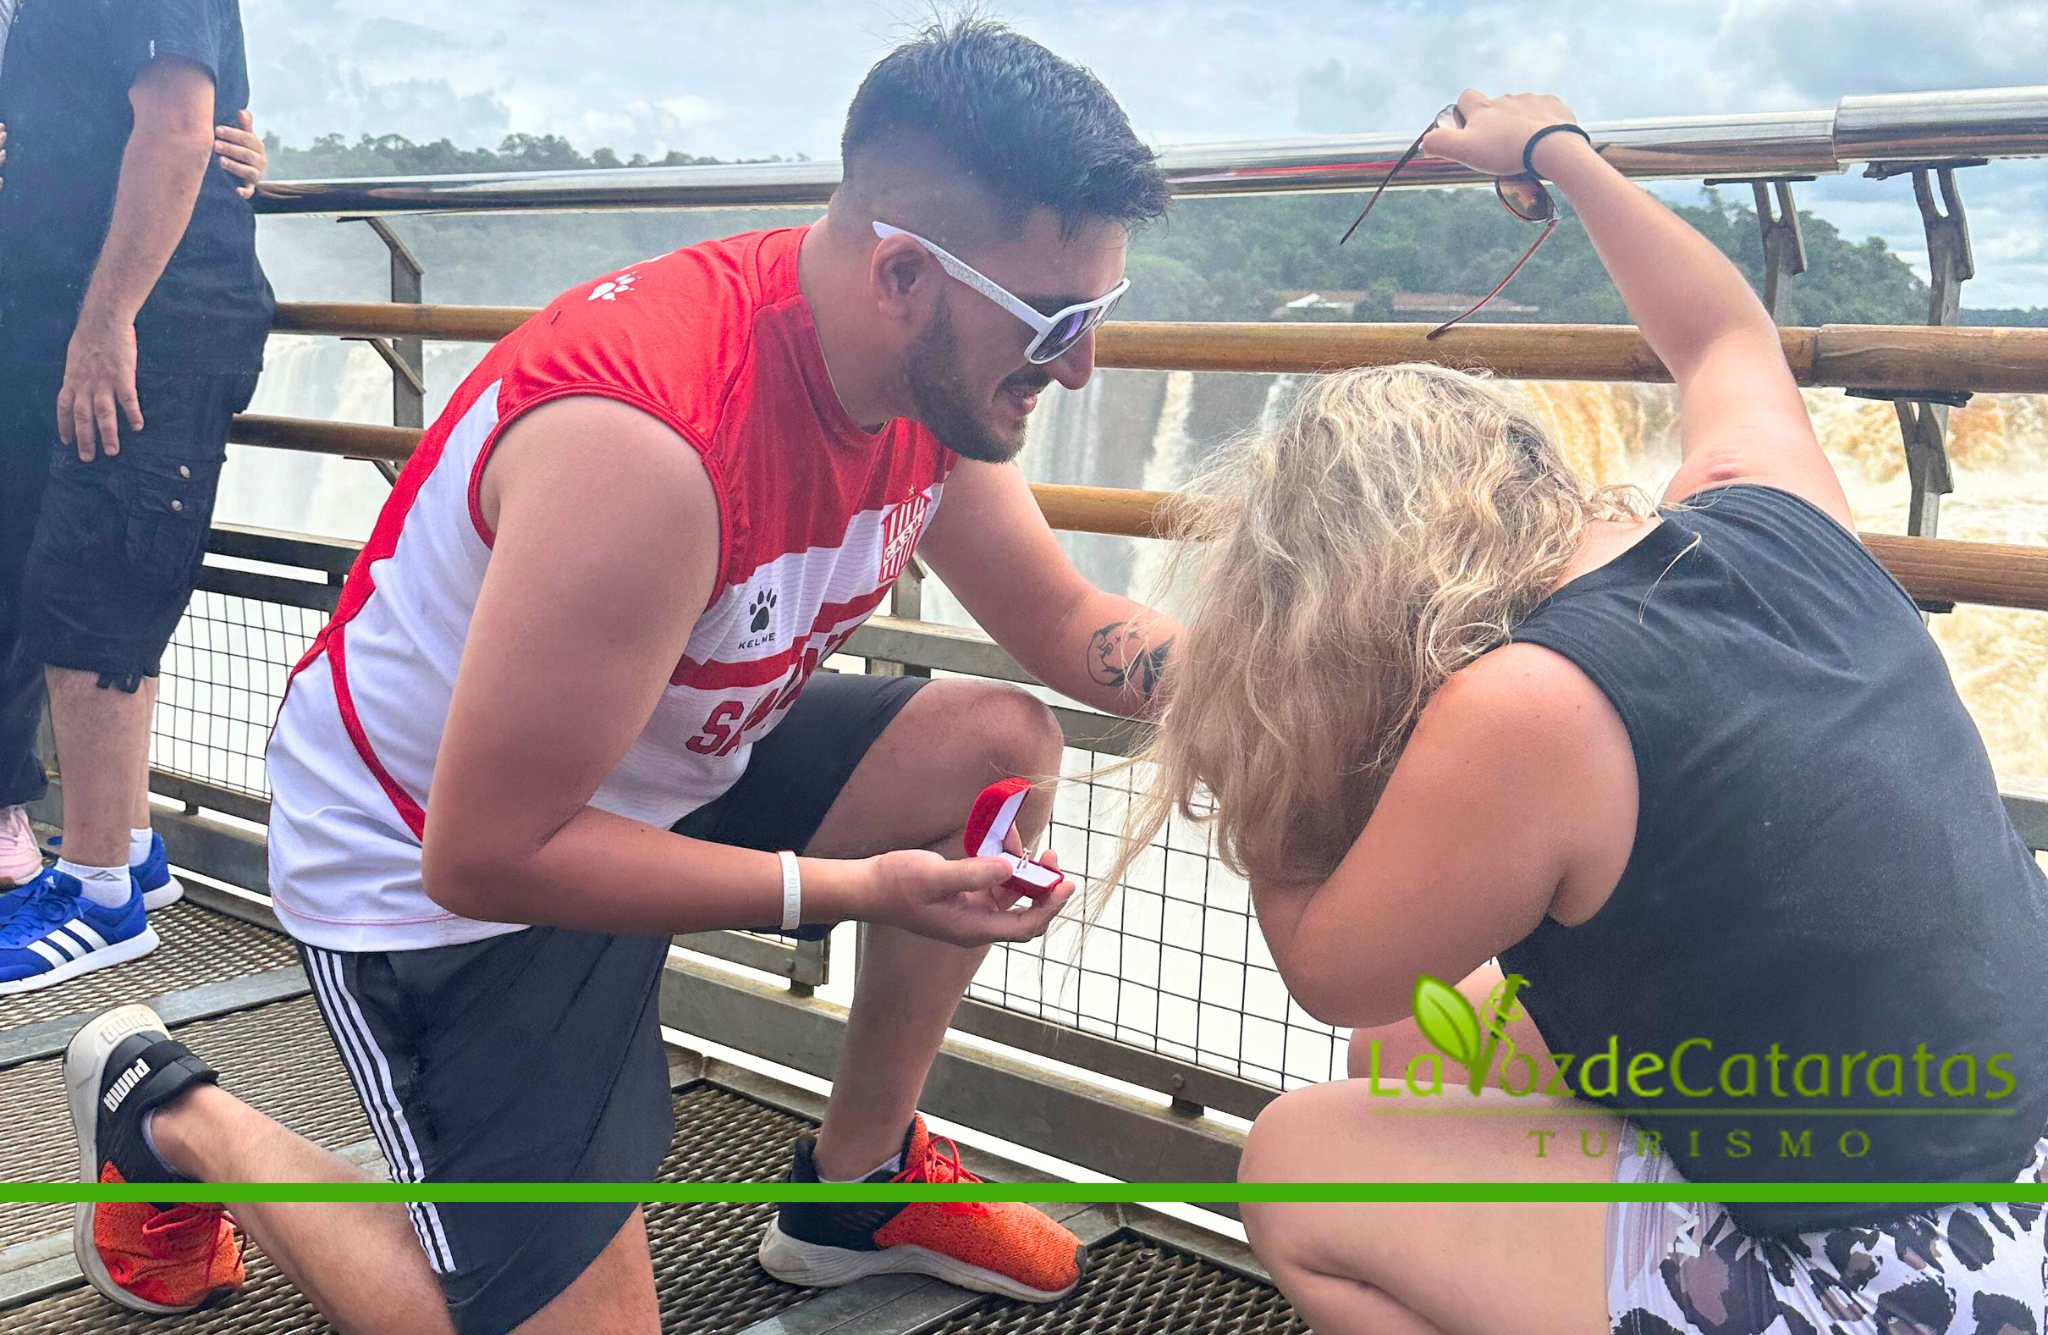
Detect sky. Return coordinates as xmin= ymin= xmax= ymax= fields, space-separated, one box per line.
xmin=240 ymin=0 xmax=2048 ymax=306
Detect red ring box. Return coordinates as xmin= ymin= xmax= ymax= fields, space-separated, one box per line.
xmin=963 ymin=778 xmax=1065 ymax=900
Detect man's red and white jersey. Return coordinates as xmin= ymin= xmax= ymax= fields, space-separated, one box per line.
xmin=266 ymin=227 xmax=955 ymax=951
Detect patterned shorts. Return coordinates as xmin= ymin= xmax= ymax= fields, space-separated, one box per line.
xmin=1608 ymin=1127 xmax=2048 ymax=1335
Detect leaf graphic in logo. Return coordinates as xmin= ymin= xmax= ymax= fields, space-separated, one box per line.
xmin=1412 ymin=974 xmax=1483 ymax=1076
xmin=1481 ymin=976 xmax=1527 ymax=1040
xmin=1471 ymin=973 xmax=1531 ymax=1094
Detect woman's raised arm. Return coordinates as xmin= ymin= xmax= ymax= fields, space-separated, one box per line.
xmin=1426 ymin=92 xmax=1852 ymax=527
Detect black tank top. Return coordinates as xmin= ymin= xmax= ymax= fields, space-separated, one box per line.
xmin=1498 ymin=484 xmax=2048 ymax=1235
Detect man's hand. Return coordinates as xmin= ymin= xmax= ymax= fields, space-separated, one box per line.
xmin=214 ymin=109 xmax=266 ymax=198
xmin=0 ymin=122 xmax=8 ymax=189
xmin=860 ymin=848 xmax=1072 ymax=947
xmin=57 ymin=315 xmax=142 ymax=461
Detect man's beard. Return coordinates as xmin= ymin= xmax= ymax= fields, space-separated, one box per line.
xmin=905 ymin=300 xmax=1044 ymax=464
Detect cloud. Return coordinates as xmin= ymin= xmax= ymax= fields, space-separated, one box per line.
xmin=1713 ymin=0 xmax=2048 ymax=101
xmin=1295 ymin=59 xmax=1395 ymax=134
xmin=243 ymin=0 xmax=513 ymax=148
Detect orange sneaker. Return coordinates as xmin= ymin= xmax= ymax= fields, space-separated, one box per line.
xmin=65 ymin=1005 xmax=245 ymax=1313
xmin=758 ymin=1115 xmax=1085 ymax=1303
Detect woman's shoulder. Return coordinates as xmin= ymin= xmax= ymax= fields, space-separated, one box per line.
xmin=1425 ymin=642 xmax=1619 ymax=752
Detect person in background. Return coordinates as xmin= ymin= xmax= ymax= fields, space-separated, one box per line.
xmin=1107 ymin=91 xmax=2048 ymax=1334
xmin=0 ymin=0 xmax=274 ymax=994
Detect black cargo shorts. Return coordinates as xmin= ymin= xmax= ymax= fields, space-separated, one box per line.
xmin=9 ymin=368 xmax=257 ymax=686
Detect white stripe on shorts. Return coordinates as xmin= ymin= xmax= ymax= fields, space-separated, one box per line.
xmin=305 ymin=948 xmax=457 ymax=1274
xmin=303 ymin=950 xmax=438 ymax=1266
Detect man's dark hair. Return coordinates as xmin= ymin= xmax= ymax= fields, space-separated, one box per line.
xmin=842 ymin=17 xmax=1170 ymax=235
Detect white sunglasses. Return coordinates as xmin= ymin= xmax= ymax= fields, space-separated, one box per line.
xmin=872 ymin=221 xmax=1130 ymax=365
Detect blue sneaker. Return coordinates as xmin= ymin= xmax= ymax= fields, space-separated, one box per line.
xmin=130 ymin=834 xmax=183 ymax=911
xmin=0 ymin=868 xmax=158 ymax=996
xmin=41 ymin=834 xmax=182 ymax=911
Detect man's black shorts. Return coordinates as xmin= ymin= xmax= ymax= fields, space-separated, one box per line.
xmin=4 ymin=367 xmax=257 ymax=684
xmin=298 ymin=671 xmax=926 ymax=1335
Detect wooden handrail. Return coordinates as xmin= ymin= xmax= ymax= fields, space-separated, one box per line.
xmin=227 ymin=414 xmax=2048 ymax=612
xmin=276 ymin=301 xmax=535 ymax=343
xmin=272 ymin=302 xmax=2048 ymax=393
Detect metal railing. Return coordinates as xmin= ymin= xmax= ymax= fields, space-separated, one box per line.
xmin=247 ymin=86 xmax=2048 ymax=215
xmin=262 ymin=80 xmax=2045 ymax=547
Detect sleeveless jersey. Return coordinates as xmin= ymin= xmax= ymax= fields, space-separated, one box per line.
xmin=266 ymin=226 xmax=955 ymax=951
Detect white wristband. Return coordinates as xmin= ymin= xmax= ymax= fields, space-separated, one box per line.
xmin=777 ymin=850 xmax=801 ymax=932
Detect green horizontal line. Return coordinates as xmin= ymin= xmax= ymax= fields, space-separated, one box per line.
xmin=7 ymin=1182 xmax=2047 ymax=1204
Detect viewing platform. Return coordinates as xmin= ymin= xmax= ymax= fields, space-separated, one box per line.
xmin=5 ymin=85 xmax=2048 ymax=1334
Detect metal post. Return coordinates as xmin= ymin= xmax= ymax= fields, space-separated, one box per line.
xmin=1752 ymin=180 xmax=1807 ymax=321
xmin=1850 ymin=162 xmax=1978 ymax=546
xmin=791 ymin=935 xmax=828 ymax=996
xmin=1894 ymin=167 xmax=1972 ymax=540
xmin=345 ymin=217 xmax=426 ymax=484
xmin=1704 ymin=176 xmax=1812 ymax=321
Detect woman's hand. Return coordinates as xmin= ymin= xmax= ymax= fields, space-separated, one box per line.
xmin=1 ymin=122 xmax=8 ymax=190
xmin=1421 ymin=91 xmax=1579 ymax=179
xmin=857 ymin=847 xmax=1072 ymax=948
xmin=214 ymin=109 xmax=267 ymax=199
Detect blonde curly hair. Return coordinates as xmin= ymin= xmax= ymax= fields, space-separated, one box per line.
xmin=1093 ymin=363 xmax=1650 ymax=906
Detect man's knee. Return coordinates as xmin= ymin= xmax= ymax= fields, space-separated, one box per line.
xmin=953 ymin=682 xmax=1065 ymax=781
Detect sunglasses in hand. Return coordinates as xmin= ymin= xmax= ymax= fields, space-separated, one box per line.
xmin=1340 ymin=103 xmax=1560 ymax=339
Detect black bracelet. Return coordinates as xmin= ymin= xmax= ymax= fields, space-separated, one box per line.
xmin=1523 ymin=123 xmax=1593 ymax=179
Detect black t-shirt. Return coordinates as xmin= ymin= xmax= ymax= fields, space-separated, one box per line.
xmin=0 ymin=0 xmax=273 ymax=370
xmin=1500 ymin=485 xmax=2048 ymax=1235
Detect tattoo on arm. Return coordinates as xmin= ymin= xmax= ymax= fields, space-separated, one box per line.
xmin=1088 ymin=621 xmax=1175 ymax=701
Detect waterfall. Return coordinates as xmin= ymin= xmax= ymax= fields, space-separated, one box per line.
xmin=1018 ymin=373 xmax=1109 ymax=487
xmin=215 ymin=336 xmax=488 ymax=540
xmin=1259 ymin=373 xmax=1306 ymax=436
xmin=1129 ymin=370 xmax=1196 ymax=603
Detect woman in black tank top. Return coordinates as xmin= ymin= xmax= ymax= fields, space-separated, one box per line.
xmin=1103 ymin=93 xmax=2048 ymax=1335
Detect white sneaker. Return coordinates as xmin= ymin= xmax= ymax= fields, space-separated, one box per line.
xmin=0 ymin=805 xmax=43 ymax=888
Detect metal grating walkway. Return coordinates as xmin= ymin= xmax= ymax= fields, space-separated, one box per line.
xmin=0 ymin=1082 xmax=816 ymax=1335
xmin=0 ymin=900 xmax=1299 ymax=1335
xmin=0 ymin=1071 xmax=1296 ymax=1335
xmin=0 ymin=997 xmax=367 ymax=1251
xmin=927 ymin=1236 xmax=1307 ymax=1335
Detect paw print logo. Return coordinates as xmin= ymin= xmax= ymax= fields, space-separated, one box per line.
xmin=587 ymin=271 xmax=640 ymax=302
xmin=748 ymin=589 xmax=777 ymax=634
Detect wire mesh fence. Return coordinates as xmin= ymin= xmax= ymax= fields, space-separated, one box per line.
xmin=151 ymin=590 xmax=320 ymax=800
xmin=147 ymin=582 xmax=1345 ymax=1097
xmin=969 ymin=745 xmax=1352 ymax=1095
